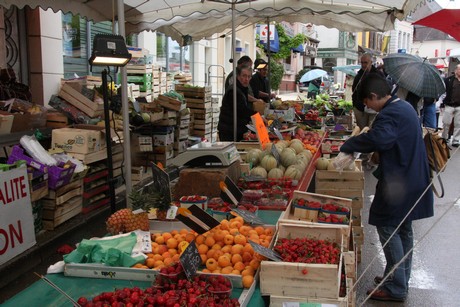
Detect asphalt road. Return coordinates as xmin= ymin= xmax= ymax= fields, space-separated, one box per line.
xmin=355 ymin=145 xmax=460 ymax=306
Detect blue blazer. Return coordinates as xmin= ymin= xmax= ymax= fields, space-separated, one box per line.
xmin=341 ymin=96 xmax=434 ymax=226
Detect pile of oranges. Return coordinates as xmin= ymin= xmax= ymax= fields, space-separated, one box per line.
xmin=132 ymin=215 xmax=274 ymax=288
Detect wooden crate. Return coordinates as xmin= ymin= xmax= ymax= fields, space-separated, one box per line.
xmin=260 ymin=223 xmax=345 ymax=299
xmin=42 ymin=196 xmax=82 ymax=230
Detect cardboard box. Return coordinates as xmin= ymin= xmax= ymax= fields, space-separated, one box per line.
xmin=52 ymin=126 xmax=106 ymax=154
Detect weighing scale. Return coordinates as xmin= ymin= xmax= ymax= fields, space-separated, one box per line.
xmin=172 ymin=142 xmax=240 ymax=167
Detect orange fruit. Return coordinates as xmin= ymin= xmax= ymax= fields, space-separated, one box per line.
xmin=166 ymin=238 xmax=178 ymax=249
xmin=195 ymin=234 xmax=205 ymax=245
xmin=233 ymin=261 xmax=246 ymax=272
xmin=238 ymin=225 xmax=251 ymax=236
xmin=197 ymin=244 xmax=209 ymax=255
xmin=231 ymin=244 xmax=244 ymax=255
xmin=170 ymin=230 xmax=179 ymax=236
xmin=162 ymin=251 xmax=172 ymax=259
xmin=254 ymin=226 xmax=265 ymax=235
xmin=163 ymin=257 xmax=174 ymax=267
xmin=220 ymin=219 xmax=230 ymax=230
xmin=206 ymin=249 xmax=216 ymax=259
xmin=168 ymin=249 xmax=178 ymax=256
xmin=234 ymin=234 xmax=247 ymax=245
xmin=202 ymin=268 xmax=211 ymax=273
xmin=221 ymin=266 xmax=234 ymax=274
xmin=155 ymin=236 xmax=165 ymax=244
xmin=264 ymin=228 xmax=274 ymax=236
xmin=157 ymin=245 xmax=168 ymax=255
xmin=206 ymin=258 xmax=218 ymax=271
xmin=249 ymin=259 xmax=260 ymax=270
xmin=242 ymin=251 xmax=253 ymax=262
xmin=153 ymin=260 xmax=164 ymax=268
xmin=212 ymin=269 xmax=221 ymax=274
xmin=179 ymin=228 xmax=189 ymax=235
xmin=162 ymin=232 xmax=173 ymax=241
xmin=213 ymin=230 xmax=226 ymax=242
xmin=145 ymin=258 xmax=156 ymax=268
xmin=204 ymin=236 xmax=216 ymax=247
xmin=242 ymin=266 xmax=255 ymax=276
xmin=153 ymin=254 xmax=164 ymax=261
xmin=218 ymin=255 xmax=231 ymax=267
xmin=172 ymin=254 xmax=180 ymax=262
xmin=221 ymin=245 xmax=232 ymax=254
xmin=231 ymin=253 xmax=243 ymax=265
xmin=243 ymin=244 xmax=254 ymax=254
xmin=230 ymin=220 xmax=242 ymax=229
xmin=146 ymin=253 xmax=154 ymax=259
xmin=232 ymin=269 xmax=241 ymax=275
xmin=242 ymin=275 xmax=254 ymax=288
xmin=223 ymin=234 xmax=234 ymax=245
xmin=229 ymin=228 xmax=240 ymax=236
xmin=211 ymin=243 xmax=222 ymax=250
xmin=213 ymin=250 xmax=224 ymax=259
xmin=185 ymin=233 xmax=196 ymax=243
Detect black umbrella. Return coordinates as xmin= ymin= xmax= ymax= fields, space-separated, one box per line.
xmin=382 ymin=53 xmax=445 ymax=98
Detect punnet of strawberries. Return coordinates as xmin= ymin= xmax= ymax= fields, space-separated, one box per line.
xmin=77 ymin=262 xmax=240 ymax=307
xmin=274 ymin=237 xmax=341 ymax=264
xmin=292 ymin=198 xmax=321 ymax=209
xmin=321 ymin=203 xmax=350 ymax=213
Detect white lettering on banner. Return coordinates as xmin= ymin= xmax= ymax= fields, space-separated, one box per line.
xmin=0 ymin=165 xmax=36 ymax=266
xmin=0 ymin=220 xmax=24 ymax=255
xmin=0 ymin=175 xmax=28 ymax=205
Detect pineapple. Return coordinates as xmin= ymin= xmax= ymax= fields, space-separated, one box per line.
xmin=106 ymin=208 xmax=132 ymax=235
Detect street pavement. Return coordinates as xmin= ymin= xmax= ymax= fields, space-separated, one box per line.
xmin=355 ymin=141 xmax=460 ymax=306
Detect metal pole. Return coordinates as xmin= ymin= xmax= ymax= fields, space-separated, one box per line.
xmin=117 ymin=0 xmax=133 ymax=200
xmin=266 ymin=17 xmax=271 ymax=95
xmin=102 ymin=70 xmax=116 ymax=213
xmin=232 ymin=2 xmax=237 ymax=141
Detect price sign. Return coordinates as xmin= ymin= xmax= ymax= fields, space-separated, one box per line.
xmin=220 ymin=176 xmax=243 ymax=204
xmin=231 ymin=208 xmax=265 ymax=225
xmin=270 ymin=142 xmax=281 ymax=164
xmin=251 ymin=113 xmax=270 ymax=148
xmin=150 ymin=162 xmax=172 ymax=205
xmin=249 ymin=240 xmax=283 ymax=262
xmin=180 ymin=239 xmax=201 ymax=280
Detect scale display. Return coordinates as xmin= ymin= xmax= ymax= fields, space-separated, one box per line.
xmin=172 ymin=142 xmax=240 ymax=167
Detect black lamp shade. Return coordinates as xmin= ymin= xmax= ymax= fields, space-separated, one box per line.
xmin=89 ymin=34 xmax=132 ymax=67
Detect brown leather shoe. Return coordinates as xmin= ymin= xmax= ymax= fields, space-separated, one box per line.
xmin=367 ymin=288 xmax=405 ymax=302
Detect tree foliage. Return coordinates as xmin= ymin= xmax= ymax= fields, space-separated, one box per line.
xmin=269 ymin=58 xmax=284 ymax=91
xmin=256 ymin=23 xmax=306 ymax=61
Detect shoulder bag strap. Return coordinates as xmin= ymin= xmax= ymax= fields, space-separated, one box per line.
xmin=427 ymin=131 xmax=444 ymax=198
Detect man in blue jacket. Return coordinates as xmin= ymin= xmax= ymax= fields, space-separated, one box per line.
xmin=340 ymin=74 xmax=434 ymax=302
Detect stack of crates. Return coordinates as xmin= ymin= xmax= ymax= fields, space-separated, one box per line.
xmin=175 ymin=85 xmax=213 ymax=140
xmin=126 ymin=53 xmax=154 ymax=102
xmin=174 ymin=108 xmax=191 ymax=155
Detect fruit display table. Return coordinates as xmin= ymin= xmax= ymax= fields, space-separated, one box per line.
xmin=2 ymin=211 xmax=283 ymax=307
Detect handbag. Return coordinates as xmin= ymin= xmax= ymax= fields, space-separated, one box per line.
xmin=423 ymin=128 xmax=450 ymax=197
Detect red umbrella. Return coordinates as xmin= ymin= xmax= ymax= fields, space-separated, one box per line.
xmin=413 ymin=9 xmax=460 ymax=42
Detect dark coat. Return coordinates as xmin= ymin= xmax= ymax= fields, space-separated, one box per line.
xmin=352 ymin=66 xmax=384 ymax=112
xmin=340 ymin=96 xmax=434 ymax=227
xmin=443 ymin=75 xmax=460 ymax=107
xmin=250 ymin=72 xmax=270 ymax=103
xmin=218 ymin=80 xmax=256 ymax=141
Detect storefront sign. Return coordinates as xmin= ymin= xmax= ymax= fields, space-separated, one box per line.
xmin=0 ymin=164 xmax=36 ymax=265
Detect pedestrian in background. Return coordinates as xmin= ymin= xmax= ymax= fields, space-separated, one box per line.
xmin=340 ymin=74 xmax=434 ymax=302
xmin=441 ymin=64 xmax=460 ymax=147
xmin=352 ymin=53 xmax=384 ymax=129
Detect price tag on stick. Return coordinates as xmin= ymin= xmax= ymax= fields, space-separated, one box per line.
xmin=180 ymin=239 xmax=201 ymax=280
xmin=249 ymin=240 xmax=283 ymax=262
xmin=231 ymin=208 xmax=265 ymax=225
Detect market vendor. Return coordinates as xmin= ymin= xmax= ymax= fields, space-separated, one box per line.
xmin=218 ymin=65 xmax=258 ymax=141
xmin=250 ymin=59 xmax=276 ymax=104
xmin=340 ymin=74 xmax=433 ymax=303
